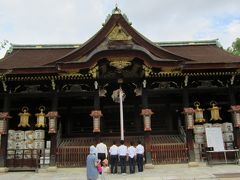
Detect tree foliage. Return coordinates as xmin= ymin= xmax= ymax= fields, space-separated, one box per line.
xmin=227 ymin=38 xmax=240 ymax=56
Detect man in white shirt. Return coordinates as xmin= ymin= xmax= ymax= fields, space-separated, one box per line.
xmin=127 ymin=141 xmax=136 ymax=174
xmin=109 ymin=141 xmax=118 ymax=174
xmin=118 ymin=140 xmax=127 ymax=174
xmin=136 ymin=140 xmax=144 ymax=172
xmin=96 ymin=140 xmax=108 ymax=166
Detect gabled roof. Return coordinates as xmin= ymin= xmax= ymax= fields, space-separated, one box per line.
xmin=0 ymin=7 xmax=240 ymax=74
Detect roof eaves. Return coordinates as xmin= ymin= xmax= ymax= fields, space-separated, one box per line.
xmin=12 ymin=44 xmax=82 ymax=49
xmin=155 ymin=39 xmax=220 ymax=47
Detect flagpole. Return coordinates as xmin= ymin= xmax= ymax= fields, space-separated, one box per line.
xmin=119 ymin=88 xmax=124 ymax=140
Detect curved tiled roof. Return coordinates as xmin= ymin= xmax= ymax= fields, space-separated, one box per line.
xmin=164 ymin=44 xmax=240 ymax=64
xmin=0 ymin=48 xmax=74 ymax=69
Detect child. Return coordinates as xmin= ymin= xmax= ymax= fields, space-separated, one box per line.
xmin=96 ymin=160 xmax=102 ymax=174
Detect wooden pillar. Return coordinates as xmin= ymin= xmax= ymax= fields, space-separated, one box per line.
xmin=0 ymin=94 xmax=10 ymax=167
xmin=228 ymin=88 xmax=240 ymax=148
xmin=49 ymin=92 xmax=58 ymax=167
xmin=141 ymin=89 xmax=152 ymax=165
xmin=183 ymin=89 xmax=195 ymax=162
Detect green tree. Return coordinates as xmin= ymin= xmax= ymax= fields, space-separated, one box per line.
xmin=227 ymin=38 xmax=240 ymax=56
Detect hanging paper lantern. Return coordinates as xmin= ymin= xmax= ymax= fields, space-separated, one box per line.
xmin=208 ymin=101 xmax=222 ymax=121
xmin=90 ymin=110 xmax=103 ymax=132
xmin=18 ymin=107 xmax=31 ymax=128
xmin=228 ymin=105 xmax=240 ymax=127
xmin=35 ymin=106 xmax=46 ymax=128
xmin=46 ymin=111 xmax=59 ymax=133
xmin=194 ymin=102 xmax=205 ymax=123
xmin=183 ymin=108 xmax=195 ymax=129
xmin=141 ymin=108 xmax=153 ymax=131
xmin=0 ymin=112 xmax=11 ymax=134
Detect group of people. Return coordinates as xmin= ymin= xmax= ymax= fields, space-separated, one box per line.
xmin=86 ymin=139 xmax=145 ymax=180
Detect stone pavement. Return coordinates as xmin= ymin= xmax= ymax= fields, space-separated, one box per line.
xmin=1 ymin=163 xmax=240 ymax=180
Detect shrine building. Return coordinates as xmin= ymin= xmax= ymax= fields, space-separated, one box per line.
xmin=1 ymin=6 xmax=240 ymax=170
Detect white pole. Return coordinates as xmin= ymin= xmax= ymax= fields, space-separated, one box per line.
xmin=119 ymin=88 xmax=124 ymax=140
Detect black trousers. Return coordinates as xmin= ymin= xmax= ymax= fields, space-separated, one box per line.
xmin=137 ymin=154 xmax=144 ymax=172
xmin=129 ymin=157 xmax=135 ymax=174
xmin=97 ymin=153 xmax=106 ymax=166
xmin=119 ymin=155 xmax=126 ymax=173
xmin=110 ymin=155 xmax=118 ymax=174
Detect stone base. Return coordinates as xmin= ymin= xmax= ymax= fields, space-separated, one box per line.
xmin=47 ymin=166 xmax=57 ymax=172
xmin=188 ymin=161 xmax=199 ymax=167
xmin=0 ymin=167 xmax=8 ymax=173
xmin=144 ymin=163 xmax=154 ymax=169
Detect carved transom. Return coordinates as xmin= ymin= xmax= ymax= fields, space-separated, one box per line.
xmin=109 ymin=57 xmax=132 ymax=70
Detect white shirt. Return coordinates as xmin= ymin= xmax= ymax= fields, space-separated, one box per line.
xmin=118 ymin=144 xmax=127 ymax=156
xmin=136 ymin=144 xmax=144 ymax=154
xmin=109 ymin=145 xmax=118 ymax=155
xmin=127 ymin=146 xmax=136 ymax=158
xmin=96 ymin=142 xmax=108 ymax=158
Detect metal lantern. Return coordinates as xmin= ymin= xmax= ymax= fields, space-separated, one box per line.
xmin=90 ymin=110 xmax=103 ymax=132
xmin=0 ymin=112 xmax=11 ymax=134
xmin=229 ymin=105 xmax=240 ymax=127
xmin=35 ymin=106 xmax=46 ymax=128
xmin=194 ymin=102 xmax=205 ymax=123
xmin=208 ymin=101 xmax=222 ymax=121
xmin=46 ymin=111 xmax=59 ymax=133
xmin=141 ymin=108 xmax=153 ymax=131
xmin=18 ymin=107 xmax=31 ymax=128
xmin=183 ymin=108 xmax=195 ymax=129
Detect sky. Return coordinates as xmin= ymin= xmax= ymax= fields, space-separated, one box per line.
xmin=0 ymin=0 xmax=240 ymax=58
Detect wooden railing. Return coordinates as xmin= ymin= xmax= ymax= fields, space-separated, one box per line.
xmin=56 ymin=146 xmax=89 ymax=167
xmin=59 ymin=135 xmax=183 ymax=147
xmin=151 ymin=143 xmax=188 ymax=164
xmin=56 ymin=135 xmax=187 ymax=167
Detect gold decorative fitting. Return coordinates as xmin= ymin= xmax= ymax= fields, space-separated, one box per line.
xmin=208 ymin=101 xmax=222 ymax=121
xmin=161 ymin=67 xmax=181 ymax=73
xmin=89 ymin=66 xmax=98 ymax=79
xmin=18 ymin=107 xmax=31 ymax=128
xmin=108 ymin=25 xmax=132 ymax=41
xmin=110 ymin=60 xmax=131 ymax=70
xmin=194 ymin=101 xmax=205 ymax=123
xmin=143 ymin=65 xmax=152 ymax=77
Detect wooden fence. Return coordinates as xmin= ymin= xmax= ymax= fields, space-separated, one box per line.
xmin=151 ymin=143 xmax=188 ymax=164
xmin=56 ymin=136 xmax=188 ymax=167
xmin=56 ymin=146 xmax=89 ymax=167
